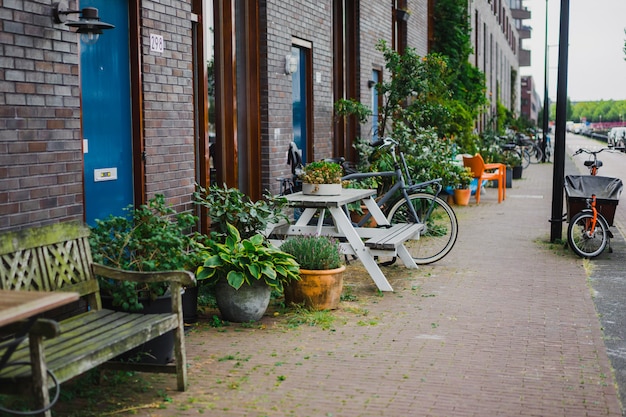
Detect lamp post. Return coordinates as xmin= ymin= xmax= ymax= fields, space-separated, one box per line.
xmin=549 ymin=0 xmax=571 ymax=243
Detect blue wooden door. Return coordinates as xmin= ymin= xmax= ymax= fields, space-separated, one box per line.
xmin=81 ymin=0 xmax=133 ymax=224
xmin=291 ymin=46 xmax=308 ymax=163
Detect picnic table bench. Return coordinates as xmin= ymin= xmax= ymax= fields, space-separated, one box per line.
xmin=0 ymin=221 xmax=194 ymax=416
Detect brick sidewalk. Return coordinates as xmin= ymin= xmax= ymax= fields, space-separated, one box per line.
xmin=128 ymin=162 xmax=622 ymax=417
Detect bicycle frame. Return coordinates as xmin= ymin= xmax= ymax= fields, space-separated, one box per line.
xmin=341 ymin=141 xmax=443 ymax=228
xmin=584 ymin=194 xmax=600 ymax=237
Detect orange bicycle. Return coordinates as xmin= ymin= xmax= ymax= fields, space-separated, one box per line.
xmin=565 ymin=148 xmax=623 ymax=258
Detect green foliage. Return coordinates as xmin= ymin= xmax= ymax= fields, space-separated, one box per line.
xmin=452 ymin=166 xmax=473 ymax=189
xmin=502 ymin=152 xmax=522 ymax=168
xmin=430 ymin=0 xmax=487 ymax=127
xmin=353 ymin=128 xmax=460 ymax=190
xmin=196 ymin=223 xmax=300 ymax=292
xmin=334 ymin=98 xmax=372 ymax=124
xmin=375 ymin=41 xmax=453 ymax=137
xmin=89 ymin=194 xmax=207 ymax=312
xmin=194 ymin=184 xmax=288 ymax=240
xmin=279 ymin=235 xmax=343 ymax=270
xmin=299 ymin=161 xmax=343 ymax=184
xmin=570 ymin=99 xmax=626 ymax=123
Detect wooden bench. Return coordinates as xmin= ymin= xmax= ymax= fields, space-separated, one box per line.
xmin=364 ymin=223 xmax=424 ymax=251
xmin=0 ymin=221 xmax=195 ymax=416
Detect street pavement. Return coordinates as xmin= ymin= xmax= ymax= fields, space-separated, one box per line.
xmin=120 ymin=144 xmax=625 ymax=416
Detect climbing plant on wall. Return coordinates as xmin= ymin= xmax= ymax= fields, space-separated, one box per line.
xmin=430 ymin=0 xmax=487 ymax=149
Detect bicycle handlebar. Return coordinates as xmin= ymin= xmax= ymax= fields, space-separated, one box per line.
xmin=573 ymin=148 xmax=608 ymax=157
xmin=370 ymin=137 xmax=398 ymax=148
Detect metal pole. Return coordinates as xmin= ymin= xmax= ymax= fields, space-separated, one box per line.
xmin=550 ymin=0 xmax=570 ymax=242
xmin=541 ymin=0 xmax=549 ymax=162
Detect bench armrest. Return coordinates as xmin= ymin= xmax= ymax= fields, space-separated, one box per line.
xmin=92 ymin=263 xmax=196 ymax=287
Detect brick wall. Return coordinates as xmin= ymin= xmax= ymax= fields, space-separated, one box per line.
xmin=0 ymin=0 xmax=197 ymax=232
xmin=0 ymin=0 xmax=84 ymax=231
xmin=140 ymin=0 xmax=196 ymax=213
xmin=261 ymin=0 xmax=334 ymax=195
xmin=407 ymin=0 xmax=429 ymax=56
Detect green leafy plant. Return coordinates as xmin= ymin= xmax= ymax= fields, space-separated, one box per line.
xmin=299 ymin=161 xmax=343 ymax=184
xmin=454 ymin=166 xmax=473 ymax=189
xmin=196 ymin=223 xmax=300 ymax=292
xmin=334 ymin=98 xmax=372 ymax=124
xmin=194 ymin=184 xmax=288 ymax=240
xmin=279 ymin=235 xmax=343 ymax=270
xmin=502 ymin=152 xmax=522 ymax=168
xmin=342 ymin=176 xmax=380 ymax=215
xmin=89 ymin=194 xmax=208 ymax=312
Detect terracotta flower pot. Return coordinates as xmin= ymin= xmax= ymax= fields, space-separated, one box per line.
xmin=285 ymin=265 xmax=346 ymax=310
xmin=453 ymin=188 xmax=471 ymax=206
xmin=350 ymin=205 xmax=378 ymax=227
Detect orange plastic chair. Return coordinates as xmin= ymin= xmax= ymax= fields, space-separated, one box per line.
xmin=462 ymin=153 xmax=506 ymax=204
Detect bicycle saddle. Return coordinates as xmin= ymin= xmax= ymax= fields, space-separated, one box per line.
xmin=584 ymin=160 xmax=602 ymax=168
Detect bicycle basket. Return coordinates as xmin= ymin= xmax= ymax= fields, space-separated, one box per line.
xmin=564 ymin=175 xmax=623 ymax=225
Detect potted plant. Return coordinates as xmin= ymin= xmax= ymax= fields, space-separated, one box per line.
xmin=194 ymin=183 xmax=289 ymax=240
xmin=502 ymin=153 xmax=521 ymax=187
xmin=505 ymin=153 xmax=524 ymax=180
xmin=299 ymin=160 xmax=343 ymax=196
xmin=279 ymin=235 xmax=345 ymax=310
xmin=453 ymin=166 xmax=473 ymax=206
xmin=89 ymin=194 xmax=208 ymax=362
xmin=196 ymin=223 xmax=300 ymax=322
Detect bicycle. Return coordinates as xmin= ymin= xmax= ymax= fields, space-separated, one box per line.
xmin=339 ymin=137 xmax=459 ymax=264
xmin=564 ymin=148 xmax=623 ymax=258
xmin=518 ymin=134 xmax=544 ymax=164
xmin=500 ymin=142 xmax=530 ymax=169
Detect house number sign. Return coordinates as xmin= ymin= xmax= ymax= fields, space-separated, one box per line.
xmin=150 ymin=34 xmax=164 ymax=53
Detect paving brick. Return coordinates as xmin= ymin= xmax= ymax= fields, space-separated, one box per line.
xmin=83 ymin=161 xmax=620 ymax=417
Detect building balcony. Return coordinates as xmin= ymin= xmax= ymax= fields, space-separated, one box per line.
xmin=511 ymin=8 xmax=531 ymax=20
xmin=519 ymin=48 xmax=531 ymax=67
xmin=518 ymin=25 xmax=531 ymax=39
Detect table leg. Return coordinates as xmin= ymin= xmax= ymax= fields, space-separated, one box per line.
xmin=328 ymin=207 xmax=393 ymax=292
xmin=362 ymin=197 xmax=390 ymax=226
xmin=396 ymin=245 xmax=418 ymax=269
xmin=294 ymin=208 xmax=317 ymax=226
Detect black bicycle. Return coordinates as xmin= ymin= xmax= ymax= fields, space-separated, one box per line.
xmin=339 ymin=138 xmax=458 ymax=264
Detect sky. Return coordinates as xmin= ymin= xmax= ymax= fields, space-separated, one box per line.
xmin=520 ymin=0 xmax=626 ymax=103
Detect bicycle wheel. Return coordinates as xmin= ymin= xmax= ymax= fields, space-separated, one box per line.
xmin=520 ymin=148 xmax=531 ymax=169
xmin=528 ymin=145 xmax=543 ymax=164
xmin=386 ymin=193 xmax=458 ymax=264
xmin=567 ymin=212 xmax=608 ymax=258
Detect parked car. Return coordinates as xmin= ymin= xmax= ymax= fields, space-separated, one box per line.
xmin=607 ymin=127 xmax=626 ymax=151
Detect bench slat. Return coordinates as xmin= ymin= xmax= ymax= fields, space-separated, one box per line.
xmin=0 ymin=309 xmax=179 ymax=389
xmin=364 ymin=223 xmax=423 ymax=251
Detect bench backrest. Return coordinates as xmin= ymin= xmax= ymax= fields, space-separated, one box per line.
xmin=0 ymin=221 xmax=101 ymax=309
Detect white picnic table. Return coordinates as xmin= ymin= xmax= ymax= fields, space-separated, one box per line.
xmin=271 ymin=188 xmax=423 ymax=292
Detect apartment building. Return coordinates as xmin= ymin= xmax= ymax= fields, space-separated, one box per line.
xmin=469 ymin=0 xmax=531 ymax=130
xmin=0 ymin=0 xmax=525 ymax=233
xmin=521 ymin=75 xmax=540 ymax=125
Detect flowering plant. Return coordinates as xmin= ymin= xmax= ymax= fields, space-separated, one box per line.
xmin=299 ymin=161 xmax=343 ymax=184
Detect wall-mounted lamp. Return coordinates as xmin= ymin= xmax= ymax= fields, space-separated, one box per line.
xmin=367 ymin=80 xmax=377 ymax=89
xmin=53 ymin=2 xmax=114 ymax=45
xmin=285 ymin=54 xmax=298 ymax=75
